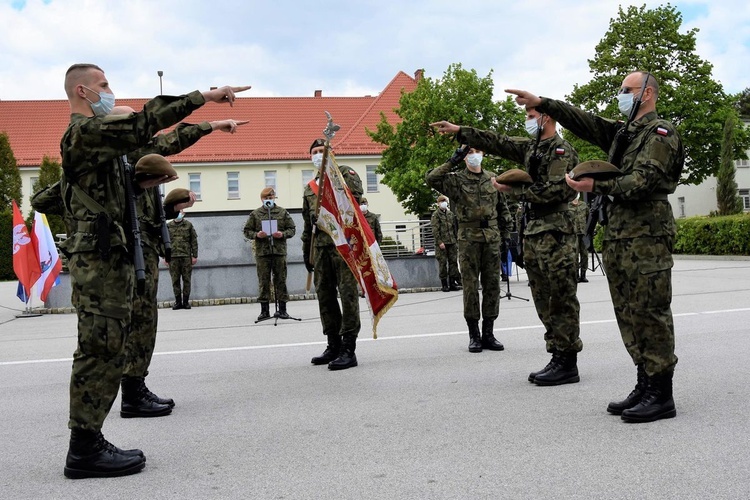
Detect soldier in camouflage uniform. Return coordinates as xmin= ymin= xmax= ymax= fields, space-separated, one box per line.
xmin=425 ymin=144 xmax=512 ymax=353
xmin=508 ymin=71 xmax=684 ymax=423
xmin=430 ymin=195 xmax=461 ymax=292
xmin=570 ymin=197 xmax=589 ymax=282
xmin=167 ymin=212 xmax=198 ymax=309
xmin=359 ymin=197 xmax=383 ymax=245
xmin=434 ymin=113 xmax=582 ymax=385
xmin=244 ymin=186 xmax=296 ymax=321
xmin=58 ymin=62 xmax=248 ymax=479
xmin=303 ymin=139 xmax=363 ymax=370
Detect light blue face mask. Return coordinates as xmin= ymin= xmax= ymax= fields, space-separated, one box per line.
xmin=617 ymin=92 xmax=636 ymax=116
xmin=525 ymin=118 xmax=540 ymax=136
xmin=83 ymin=86 xmax=115 ymax=116
xmin=263 ymin=199 xmax=275 ymax=208
xmin=175 ymin=213 xmax=184 ymax=221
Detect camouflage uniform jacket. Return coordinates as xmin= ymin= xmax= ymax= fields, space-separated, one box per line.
xmin=58 ymin=91 xmax=207 ymax=258
xmin=302 ymin=164 xmax=364 ymax=249
xmin=363 ymin=211 xmax=383 ymax=245
xmin=430 ymin=207 xmax=457 ymax=246
xmin=537 ymin=99 xmax=684 ymax=240
xmin=243 ymin=204 xmax=296 ymax=256
xmin=457 ymin=127 xmax=578 ymax=236
xmin=570 ymin=201 xmax=587 ymax=235
xmin=168 ymin=219 xmax=198 ymax=258
xmin=425 ymin=162 xmax=511 ymax=243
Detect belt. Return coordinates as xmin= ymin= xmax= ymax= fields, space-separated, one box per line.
xmin=611 ymin=193 xmax=669 ymax=204
xmin=459 ymin=220 xmax=498 ymax=229
xmin=526 ymin=202 xmax=569 ymax=220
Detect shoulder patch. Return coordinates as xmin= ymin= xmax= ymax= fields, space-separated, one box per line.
xmin=555 ymin=148 xmax=565 ymax=155
xmin=656 ymin=127 xmax=670 ymax=137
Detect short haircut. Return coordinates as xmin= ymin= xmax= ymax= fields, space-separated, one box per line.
xmin=635 ymin=70 xmax=659 ymax=98
xmin=64 ymin=63 xmax=103 ymax=98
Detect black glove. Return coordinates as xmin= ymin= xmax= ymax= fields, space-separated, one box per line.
xmin=304 ymin=257 xmax=314 ymax=274
xmin=302 ymin=242 xmax=314 ymax=273
xmin=310 ymin=213 xmax=318 ymax=227
xmin=449 ymin=144 xmax=470 ymax=166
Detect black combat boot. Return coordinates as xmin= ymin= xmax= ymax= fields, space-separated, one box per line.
xmin=441 ymin=279 xmax=450 ymax=292
xmin=311 ymin=334 xmax=341 ymax=365
xmin=139 ymin=377 xmax=175 ymax=408
xmin=467 ymin=320 xmax=482 ymax=353
xmin=528 ymin=350 xmax=558 ymax=382
xmin=621 ymin=371 xmax=676 ymax=423
xmin=481 ymin=319 xmax=504 ymax=351
xmin=277 ymin=301 xmax=290 ymax=319
xmin=329 ymin=334 xmax=358 ymax=370
xmin=449 ymin=278 xmax=462 ymax=291
xmin=172 ymin=297 xmax=182 ymax=310
xmin=64 ymin=428 xmax=145 ymax=479
xmin=607 ymin=364 xmax=647 ymax=415
xmin=533 ymin=351 xmax=580 ymax=386
xmin=182 ymin=293 xmax=191 ymax=309
xmin=257 ymin=302 xmax=270 ymax=321
xmin=578 ymin=269 xmax=588 ymax=283
xmin=121 ymin=376 xmax=173 ymax=418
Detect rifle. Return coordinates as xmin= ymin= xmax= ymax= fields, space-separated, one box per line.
xmin=155 ymin=189 xmax=172 ymax=263
xmin=584 ymin=72 xmax=651 ymax=251
xmin=119 ymin=155 xmax=147 ymax=295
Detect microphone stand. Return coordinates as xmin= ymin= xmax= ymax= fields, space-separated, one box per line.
xmin=255 ymin=203 xmax=301 ymax=325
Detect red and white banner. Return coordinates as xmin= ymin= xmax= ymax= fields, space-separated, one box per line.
xmin=317 ymin=153 xmax=398 ymax=338
xmin=31 ymin=211 xmax=62 ymax=302
xmin=11 ymin=200 xmax=41 ymax=303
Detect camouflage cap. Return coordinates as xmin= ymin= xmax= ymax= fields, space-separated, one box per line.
xmin=495 ymin=168 xmax=533 ymax=185
xmin=260 ymin=187 xmax=275 ymax=198
xmin=164 ymin=188 xmax=191 ymax=206
xmin=360 ymin=197 xmax=368 ymax=204
xmin=310 ymin=138 xmax=326 ymax=152
xmin=569 ymin=160 xmax=624 ymax=180
xmin=437 ymin=195 xmax=448 ymax=203
xmin=135 ymin=154 xmax=177 ymax=180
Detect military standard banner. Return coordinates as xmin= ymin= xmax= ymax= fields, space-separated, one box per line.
xmin=317 ymin=153 xmax=398 ymax=338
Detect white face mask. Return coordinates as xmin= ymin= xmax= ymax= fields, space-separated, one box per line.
xmin=359 ymin=204 xmax=368 ymax=213
xmin=439 ymin=201 xmax=448 ymax=210
xmin=311 ymin=152 xmax=323 ymax=169
xmin=617 ymin=92 xmax=636 ymax=116
xmin=466 ymin=153 xmax=483 ymax=168
xmin=263 ymin=199 xmax=275 ymax=208
xmin=525 ymin=118 xmax=540 ymax=136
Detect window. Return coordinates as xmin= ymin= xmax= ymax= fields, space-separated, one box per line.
xmin=740 ymin=189 xmax=750 ymax=211
xmin=264 ymin=171 xmax=277 ymax=192
xmin=735 ymin=159 xmax=750 ymax=168
xmin=678 ymin=196 xmax=686 ymax=218
xmin=30 ymin=176 xmax=39 ymax=192
xmin=302 ymin=169 xmax=314 ymax=188
xmin=189 ymin=173 xmax=202 ymax=201
xmin=227 ymin=172 xmax=240 ymax=199
xmin=366 ymin=165 xmax=379 ymax=193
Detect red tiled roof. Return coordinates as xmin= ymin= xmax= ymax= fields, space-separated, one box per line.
xmin=0 ymin=71 xmax=418 ymax=168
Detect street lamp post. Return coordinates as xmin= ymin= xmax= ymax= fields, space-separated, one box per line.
xmin=157 ymin=70 xmax=163 ymax=95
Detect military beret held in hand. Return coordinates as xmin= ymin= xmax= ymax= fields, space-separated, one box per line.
xmin=135 ymin=154 xmax=177 ymax=181
xmin=495 ymin=168 xmax=534 ymax=185
xmin=164 ymin=188 xmax=191 ymax=206
xmin=569 ymin=160 xmax=624 ymax=180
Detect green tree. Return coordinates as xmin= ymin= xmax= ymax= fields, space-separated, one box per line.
xmin=28 ymin=155 xmax=66 ymax=237
xmin=735 ymin=87 xmax=750 ymax=119
xmin=0 ymin=131 xmax=22 ymax=211
xmin=716 ymin=114 xmax=743 ymax=215
xmin=564 ymin=4 xmax=750 ymax=186
xmin=367 ymin=63 xmax=525 ymax=215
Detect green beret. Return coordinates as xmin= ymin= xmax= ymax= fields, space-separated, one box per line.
xmin=495 ymin=168 xmax=533 ymax=185
xmin=135 ymin=154 xmax=177 ymax=181
xmin=164 ymin=188 xmax=191 ymax=206
xmin=309 ymin=138 xmax=326 ymax=152
xmin=569 ymin=160 xmax=623 ymax=180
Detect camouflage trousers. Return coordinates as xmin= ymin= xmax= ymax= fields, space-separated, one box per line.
xmin=576 ymin=234 xmax=588 ymax=274
xmin=256 ymin=255 xmax=289 ymax=302
xmin=123 ymin=247 xmax=159 ymax=379
xmin=602 ymin=235 xmax=678 ymax=376
xmin=68 ymin=249 xmax=133 ymax=432
xmin=169 ymin=256 xmax=193 ymax=300
xmin=457 ymin=239 xmax=501 ymax=321
xmin=524 ymin=231 xmax=581 ymax=353
xmin=435 ymin=243 xmax=460 ymax=281
xmin=314 ymin=245 xmax=360 ymax=337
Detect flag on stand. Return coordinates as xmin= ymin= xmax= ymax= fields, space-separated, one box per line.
xmin=317 ymin=153 xmax=398 ymax=338
xmin=11 ymin=200 xmax=42 ymax=304
xmin=16 ymin=281 xmax=29 ymax=303
xmin=31 ymin=211 xmax=62 ymax=302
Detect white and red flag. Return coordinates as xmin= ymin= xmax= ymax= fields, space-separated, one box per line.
xmin=31 ymin=211 xmax=62 ymax=302
xmin=316 ymin=153 xmax=398 ymax=338
xmin=11 ymin=200 xmax=41 ymax=304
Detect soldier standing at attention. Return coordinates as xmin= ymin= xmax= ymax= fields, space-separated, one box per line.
xmin=507 ymin=71 xmax=683 ymax=423
xmin=425 ymin=144 xmax=511 ymax=353
xmin=59 ymin=62 xmax=249 ymax=478
xmin=303 ymin=139 xmax=364 ymax=370
xmin=244 ymin=186 xmax=296 ymax=321
xmin=167 ymin=210 xmax=198 ymax=310
xmin=359 ymin=197 xmax=383 ymax=245
xmin=570 ymin=196 xmax=589 ymax=283
xmin=431 ymin=195 xmax=461 ymax=292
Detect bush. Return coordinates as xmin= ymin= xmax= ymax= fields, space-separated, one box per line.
xmin=674 ymin=214 xmax=750 ymax=255
xmin=0 ymin=208 xmax=14 ymax=280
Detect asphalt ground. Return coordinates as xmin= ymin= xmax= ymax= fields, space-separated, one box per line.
xmin=1 ymin=257 xmax=749 ymax=499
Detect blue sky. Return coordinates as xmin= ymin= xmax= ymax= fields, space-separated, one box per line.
xmin=0 ymin=0 xmax=748 ymax=103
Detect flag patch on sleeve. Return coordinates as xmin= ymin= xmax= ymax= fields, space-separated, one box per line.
xmin=555 ymin=148 xmax=565 ymax=155
xmin=656 ymin=127 xmax=669 ymax=136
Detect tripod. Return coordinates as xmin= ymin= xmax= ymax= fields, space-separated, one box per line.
xmin=501 ymin=242 xmax=529 ymax=302
xmin=501 ymin=270 xmax=529 ymax=302
xmin=255 ymin=204 xmax=301 ymax=326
